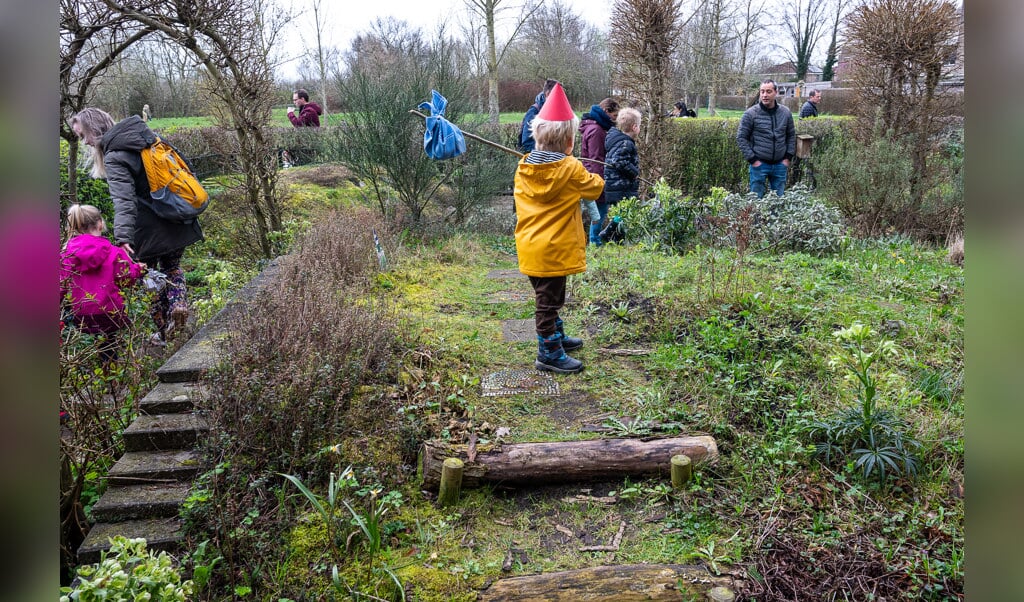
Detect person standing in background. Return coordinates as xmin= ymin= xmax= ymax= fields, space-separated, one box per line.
xmin=579 ymin=97 xmax=619 ymax=244
xmin=736 ymin=79 xmax=796 ymax=198
xmin=799 ymin=90 xmax=821 ymax=118
xmin=288 ymin=89 xmax=322 ymax=127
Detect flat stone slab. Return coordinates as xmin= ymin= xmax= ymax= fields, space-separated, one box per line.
xmin=108 ymin=449 xmax=202 ymax=485
xmin=78 ymin=517 xmax=183 ymax=564
xmin=139 ymin=382 xmax=205 ymax=415
xmin=90 ymin=482 xmax=191 ymax=522
xmin=486 ymin=290 xmax=533 ymax=304
xmin=502 ymin=319 xmax=535 ymax=342
xmin=157 ymin=258 xmax=283 ymax=383
xmin=123 ymin=413 xmax=208 ymax=452
xmin=481 ymin=369 xmax=559 ymax=397
xmin=486 ymin=269 xmax=527 ymax=280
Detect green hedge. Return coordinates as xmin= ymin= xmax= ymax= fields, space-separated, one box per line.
xmin=660 ymin=116 xmax=852 ymax=196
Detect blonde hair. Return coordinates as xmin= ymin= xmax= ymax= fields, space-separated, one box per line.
xmin=69 ymin=108 xmax=116 ymax=178
xmin=66 ymin=204 xmax=106 ymax=236
xmin=530 ymin=115 xmax=580 ymax=152
xmin=616 ymin=108 xmax=642 ymax=132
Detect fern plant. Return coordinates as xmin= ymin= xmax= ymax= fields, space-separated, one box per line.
xmin=807 ymin=323 xmax=920 ymax=482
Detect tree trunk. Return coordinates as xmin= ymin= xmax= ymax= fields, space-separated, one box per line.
xmin=477 ymin=564 xmax=733 ymax=601
xmin=421 ymin=436 xmax=717 ymax=490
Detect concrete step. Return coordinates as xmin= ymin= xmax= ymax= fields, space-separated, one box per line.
xmin=90 ymin=482 xmax=191 ymax=523
xmin=108 ymin=449 xmax=202 ymax=485
xmin=123 ymin=412 xmax=208 ymax=452
xmin=77 ymin=517 xmax=183 ymax=565
xmin=139 ymin=382 xmax=204 ymax=415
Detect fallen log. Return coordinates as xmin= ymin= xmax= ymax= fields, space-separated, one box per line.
xmin=420 ymin=436 xmax=717 ymax=490
xmin=476 ymin=564 xmax=733 ymax=601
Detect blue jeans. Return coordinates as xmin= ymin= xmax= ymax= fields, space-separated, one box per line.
xmin=588 ymin=201 xmax=610 ymax=244
xmin=749 ymin=162 xmax=788 ymax=198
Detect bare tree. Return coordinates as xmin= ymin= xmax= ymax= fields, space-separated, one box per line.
xmin=299 ymin=0 xmax=336 ymax=117
xmin=610 ymin=0 xmax=685 ymax=180
xmin=463 ymin=0 xmax=541 ymax=124
xmin=732 ymin=0 xmax=767 ymax=93
xmin=820 ymin=0 xmax=846 ymax=82
xmin=60 ymin=0 xmax=155 ymax=203
xmin=97 ymin=0 xmax=290 ymax=257
xmin=511 ymin=0 xmax=610 ymax=103
xmin=845 ymin=0 xmax=961 ymax=209
xmin=687 ymin=0 xmax=737 ymax=115
xmin=779 ymin=0 xmax=826 ymax=81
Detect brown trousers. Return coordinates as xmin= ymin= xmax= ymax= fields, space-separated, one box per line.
xmin=529 ymin=275 xmax=566 ymax=337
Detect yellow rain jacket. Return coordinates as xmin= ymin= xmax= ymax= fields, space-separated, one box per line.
xmin=514 ymin=155 xmax=605 ymax=277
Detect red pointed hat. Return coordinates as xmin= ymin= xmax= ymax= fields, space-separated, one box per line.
xmin=536 ymin=82 xmax=575 ymax=121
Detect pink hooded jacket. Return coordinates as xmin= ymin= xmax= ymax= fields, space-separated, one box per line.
xmin=60 ymin=234 xmax=143 ymax=318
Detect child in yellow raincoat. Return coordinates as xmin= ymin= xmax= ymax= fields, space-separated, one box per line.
xmin=514 ymin=83 xmax=604 ymax=373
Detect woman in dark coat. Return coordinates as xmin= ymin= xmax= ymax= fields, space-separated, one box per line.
xmin=578 ymin=98 xmax=619 ymax=244
xmin=70 ymin=108 xmax=204 ymax=345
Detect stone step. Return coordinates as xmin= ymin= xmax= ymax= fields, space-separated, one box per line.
xmin=77 ymin=517 xmax=184 ymax=565
xmin=139 ymin=381 xmax=204 ymax=415
xmin=90 ymin=482 xmax=191 ymax=523
xmin=123 ymin=413 xmax=208 ymax=452
xmin=108 ymin=449 xmax=202 ymax=485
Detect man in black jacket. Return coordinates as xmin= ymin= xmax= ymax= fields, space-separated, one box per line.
xmin=736 ymin=79 xmax=796 ymax=198
xmin=799 ymin=90 xmax=821 ymax=118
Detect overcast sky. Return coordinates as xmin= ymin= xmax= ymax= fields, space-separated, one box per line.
xmin=275 ymin=0 xmax=608 ymax=80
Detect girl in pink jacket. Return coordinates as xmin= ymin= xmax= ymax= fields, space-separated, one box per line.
xmin=60 ymin=204 xmax=144 ymax=342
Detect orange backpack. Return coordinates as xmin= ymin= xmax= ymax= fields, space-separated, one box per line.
xmin=139 ymin=137 xmax=209 ymax=222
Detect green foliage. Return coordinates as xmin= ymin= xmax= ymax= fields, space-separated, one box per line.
xmin=59 ymin=139 xmax=113 ymax=222
xmin=716 ymin=185 xmax=848 ymax=255
xmin=807 ymin=323 xmax=920 ymax=482
xmin=60 ymin=536 xmax=194 ymax=602
xmin=612 ymin=180 xmax=722 ymax=253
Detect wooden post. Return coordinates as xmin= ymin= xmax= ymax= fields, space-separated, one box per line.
xmin=670 ymin=454 xmax=692 ymax=489
xmin=707 ymin=586 xmax=736 ymax=601
xmin=437 ymin=457 xmax=464 ymax=507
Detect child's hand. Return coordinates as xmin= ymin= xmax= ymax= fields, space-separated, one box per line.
xmin=138 ymin=262 xmax=147 ymax=271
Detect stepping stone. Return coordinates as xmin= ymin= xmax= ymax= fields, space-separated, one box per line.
xmin=486 ymin=269 xmax=526 ymax=280
xmin=78 ymin=517 xmax=183 ymax=564
xmin=108 ymin=449 xmax=202 ymax=485
xmin=501 ymin=319 xmax=535 ymax=342
xmin=90 ymin=482 xmax=191 ymax=522
xmin=139 ymin=382 xmax=204 ymax=415
xmin=481 ymin=369 xmax=559 ymax=397
xmin=486 ymin=290 xmax=533 ymax=304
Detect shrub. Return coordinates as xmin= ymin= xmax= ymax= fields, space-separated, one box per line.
xmin=611 ymin=180 xmax=723 ymax=254
xmin=717 ymin=185 xmax=847 ymax=255
xmin=806 ymin=323 xmax=920 ymax=482
xmin=60 ymin=536 xmax=194 ymax=602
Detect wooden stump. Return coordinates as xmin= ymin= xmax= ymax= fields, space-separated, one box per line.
xmin=671 ymin=454 xmax=693 ymax=489
xmin=421 ymin=436 xmax=717 ymax=490
xmin=476 ymin=564 xmax=733 ymax=601
xmin=437 ymin=457 xmax=463 ymax=507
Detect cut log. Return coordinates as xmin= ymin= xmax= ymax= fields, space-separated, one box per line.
xmin=671 ymin=454 xmax=693 ymax=489
xmin=421 ymin=436 xmax=717 ymax=490
xmin=437 ymin=457 xmax=463 ymax=507
xmin=476 ymin=564 xmax=733 ymax=601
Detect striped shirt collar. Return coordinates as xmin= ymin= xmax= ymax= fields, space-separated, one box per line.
xmin=525 ymin=150 xmax=566 ymax=164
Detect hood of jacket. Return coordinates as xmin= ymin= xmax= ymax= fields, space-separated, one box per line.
xmin=101 ymin=115 xmax=156 ymax=155
xmin=580 ymin=104 xmax=614 ymax=131
xmin=604 ymin=127 xmax=631 ymax=152
xmin=303 ymin=102 xmax=323 ymax=116
xmin=63 ymin=234 xmax=113 ymax=274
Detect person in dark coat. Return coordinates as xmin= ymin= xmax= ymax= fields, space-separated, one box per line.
xmin=288 ymin=88 xmax=323 ymax=127
xmin=736 ymin=79 xmax=796 ymax=198
xmin=799 ymin=90 xmax=821 ymax=118
xmin=519 ymin=79 xmax=559 ymax=153
xmin=579 ymin=97 xmax=619 ymax=244
xmin=602 ymin=107 xmax=642 ymax=206
xmin=70 ymin=107 xmax=204 ymax=345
